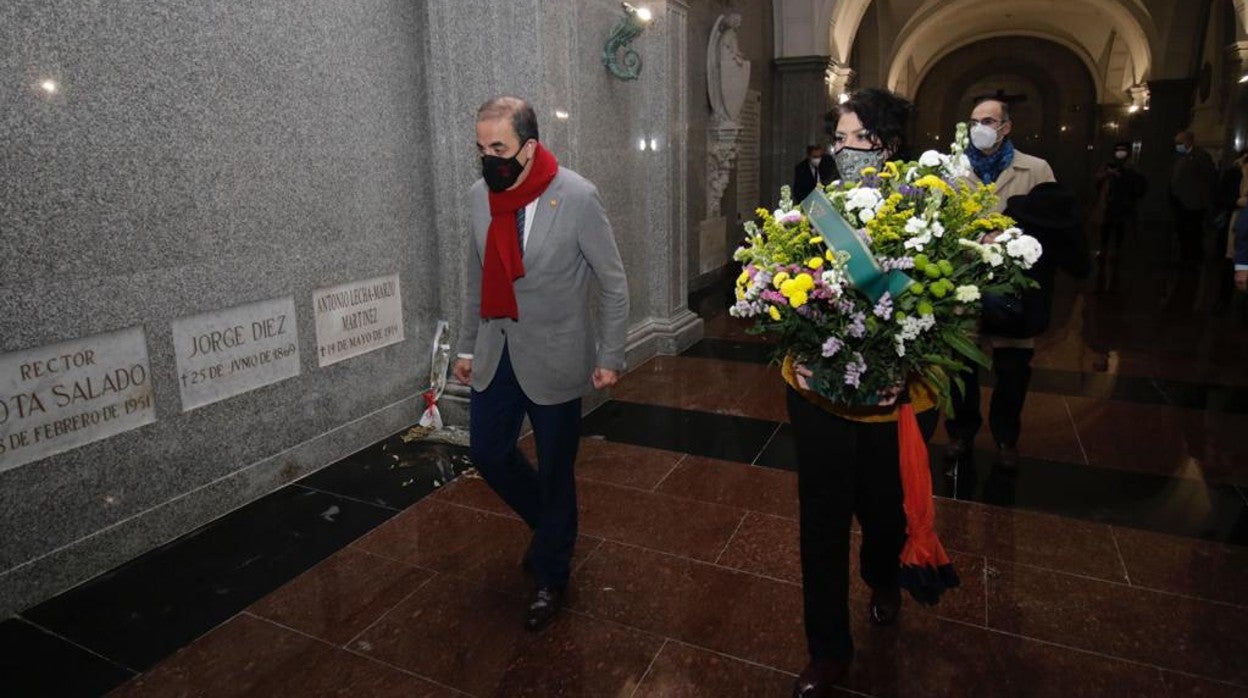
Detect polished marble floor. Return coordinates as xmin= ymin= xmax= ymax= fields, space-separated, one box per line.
xmin=4 ymin=223 xmax=1248 ymax=696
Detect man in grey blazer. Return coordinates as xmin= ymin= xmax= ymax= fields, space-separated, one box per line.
xmin=453 ymin=95 xmax=629 ymax=631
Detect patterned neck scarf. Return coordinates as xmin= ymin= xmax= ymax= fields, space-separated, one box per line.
xmin=967 ymin=138 xmax=1015 ymax=184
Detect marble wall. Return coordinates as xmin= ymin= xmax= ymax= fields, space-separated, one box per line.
xmin=1 ymin=0 xmax=703 ymax=615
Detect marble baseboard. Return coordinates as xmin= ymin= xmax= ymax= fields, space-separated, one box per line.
xmin=626 ymin=311 xmax=704 ymax=368
xmin=0 ymin=393 xmax=425 ymax=617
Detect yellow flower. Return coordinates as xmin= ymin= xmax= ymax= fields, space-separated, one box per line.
xmin=780 ymin=278 xmax=799 ymax=297
xmin=736 ymin=270 xmax=750 ymax=286
xmin=883 ymin=161 xmax=901 ymax=180
xmin=789 ymin=290 xmax=809 ymax=308
xmin=772 ymin=271 xmax=790 ymax=289
xmin=768 ymin=306 xmax=782 ymax=321
xmin=735 ymin=287 xmax=745 ymax=300
xmin=860 ymin=166 xmax=878 ymax=177
xmin=807 ymin=257 xmax=824 ymax=270
xmin=914 ymin=175 xmax=953 ymax=195
xmin=809 ymin=236 xmax=824 ymax=245
xmin=795 ymin=273 xmax=816 ymax=291
xmin=825 ymin=249 xmax=836 ymax=261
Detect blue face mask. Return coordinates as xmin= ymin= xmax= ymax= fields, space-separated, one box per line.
xmin=1176 ymin=144 xmax=1191 ymax=155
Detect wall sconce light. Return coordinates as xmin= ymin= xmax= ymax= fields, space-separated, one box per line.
xmin=1239 ymin=73 xmax=1248 ymax=84
xmin=603 ymin=2 xmax=653 ymax=81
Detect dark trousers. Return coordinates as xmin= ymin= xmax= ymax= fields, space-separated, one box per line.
xmin=946 ymin=347 xmax=1035 ymax=447
xmin=1171 ymin=201 xmax=1206 ymax=263
xmin=787 ymin=387 xmax=938 ymax=662
xmin=1100 ymin=215 xmax=1130 ymax=251
xmin=469 ymin=344 xmax=581 ymax=590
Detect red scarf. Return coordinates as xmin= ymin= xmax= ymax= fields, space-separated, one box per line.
xmin=896 ymin=403 xmax=960 ymax=605
xmin=481 ymin=143 xmax=559 ymax=319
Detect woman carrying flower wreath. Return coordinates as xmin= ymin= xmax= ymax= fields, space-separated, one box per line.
xmin=733 ymin=87 xmax=1039 ymax=697
xmin=786 ymin=88 xmax=932 ymax=697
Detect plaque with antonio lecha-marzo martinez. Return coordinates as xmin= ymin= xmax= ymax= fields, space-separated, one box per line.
xmin=0 ymin=326 xmax=156 ymax=472
xmin=313 ymin=273 xmax=404 ymax=367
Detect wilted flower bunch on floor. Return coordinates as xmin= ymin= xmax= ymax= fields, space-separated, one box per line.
xmin=731 ymin=124 xmax=1042 ymax=410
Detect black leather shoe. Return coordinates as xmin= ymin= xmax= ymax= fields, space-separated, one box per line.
xmin=791 ymin=659 xmax=849 ymax=697
xmin=868 ymin=586 xmax=902 ymax=626
xmin=524 ymin=587 xmax=562 ymax=632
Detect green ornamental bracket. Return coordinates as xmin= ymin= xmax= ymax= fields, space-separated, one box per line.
xmin=603 ymin=3 xmax=653 ymax=81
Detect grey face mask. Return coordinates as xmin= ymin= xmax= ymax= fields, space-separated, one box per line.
xmin=833 ymin=146 xmax=887 ymax=182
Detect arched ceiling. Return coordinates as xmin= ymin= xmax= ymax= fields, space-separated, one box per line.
xmin=884 ymin=0 xmax=1155 ymax=101
xmin=814 ymin=0 xmax=1156 ymax=103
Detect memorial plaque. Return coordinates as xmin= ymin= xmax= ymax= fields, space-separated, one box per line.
xmin=171 ymin=296 xmax=301 ymax=411
xmin=736 ymin=89 xmax=762 ymax=217
xmin=0 ymin=327 xmax=156 ymax=473
xmin=313 ymin=273 xmax=404 ymax=367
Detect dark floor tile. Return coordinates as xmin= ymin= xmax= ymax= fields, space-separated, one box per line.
xmin=248 ymin=546 xmax=432 ymax=646
xmin=987 ymin=561 xmax=1248 ymax=685
xmin=754 ymin=423 xmax=796 ymax=470
xmin=351 ymin=574 xmax=662 ymax=697
xmin=699 ymin=313 xmax=771 ymax=344
xmin=112 ymin=614 xmax=450 ymax=697
xmin=715 ymin=513 xmax=986 ymax=627
xmin=581 ymin=400 xmax=779 ymax=464
xmin=24 ymin=486 xmax=394 ymax=671
xmin=681 ymin=337 xmax=775 ymax=364
xmin=654 ymin=456 xmax=798 ymax=519
xmin=0 ymin=617 xmax=133 ymax=698
xmin=299 ymin=440 xmax=473 ymax=510
xmin=519 ymin=436 xmax=685 ymax=490
xmin=1157 ymin=670 xmax=1248 ymax=697
xmin=577 ymin=479 xmax=745 ymax=561
xmin=429 ymin=474 xmax=518 ymax=518
xmin=930 ymin=391 xmax=1087 ymax=466
xmin=934 ymin=499 xmax=1127 ymax=581
xmin=932 ymin=448 xmax=1248 ymax=546
xmin=609 ymin=356 xmax=774 ymax=418
xmin=715 ymin=511 xmax=800 ymax=583
xmin=569 ymin=541 xmax=806 ymax=673
xmin=351 ymin=498 xmax=599 ymax=598
xmin=844 ymin=609 xmax=1168 ymax=698
xmin=633 ymin=641 xmax=804 ymax=697
xmin=1112 ymin=526 xmax=1248 ymax=607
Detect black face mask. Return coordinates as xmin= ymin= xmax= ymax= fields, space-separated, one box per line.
xmin=481 ymin=143 xmax=530 ymax=192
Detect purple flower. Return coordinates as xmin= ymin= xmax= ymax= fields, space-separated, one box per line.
xmin=821 ymin=336 xmax=843 ymax=358
xmin=844 ymin=352 xmax=867 ymax=388
xmin=848 ymin=312 xmax=867 ymax=338
xmin=873 ymin=293 xmax=893 ymax=319
xmin=880 ymin=256 xmax=915 ymax=271
xmin=898 ymin=184 xmax=919 ymax=197
xmin=761 ymin=290 xmax=786 ymax=304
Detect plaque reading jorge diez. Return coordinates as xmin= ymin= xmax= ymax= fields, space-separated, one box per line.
xmin=0 ymin=326 xmax=156 ymax=473
xmin=313 ymin=273 xmax=404 ymax=367
xmin=171 ymin=296 xmax=301 ymax=411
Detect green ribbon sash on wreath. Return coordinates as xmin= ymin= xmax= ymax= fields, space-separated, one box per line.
xmin=801 ymin=189 xmax=912 ymax=303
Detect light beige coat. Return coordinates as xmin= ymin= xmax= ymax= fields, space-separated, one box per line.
xmin=986 ymin=150 xmax=1056 ymax=212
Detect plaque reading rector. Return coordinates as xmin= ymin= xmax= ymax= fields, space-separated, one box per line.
xmin=0 ymin=326 xmax=156 ymax=473
xmin=171 ymin=296 xmax=301 ymax=411
xmin=313 ymin=273 xmax=404 ymax=367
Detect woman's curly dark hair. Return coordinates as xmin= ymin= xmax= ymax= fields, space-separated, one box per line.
xmin=824 ymin=88 xmax=914 ymax=158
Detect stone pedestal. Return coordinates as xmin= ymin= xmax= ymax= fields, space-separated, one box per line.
xmin=771 ymin=56 xmax=835 ymax=207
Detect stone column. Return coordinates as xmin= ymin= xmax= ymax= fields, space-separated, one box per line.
xmin=1223 ymin=42 xmax=1248 ymax=154
xmin=1136 ymin=78 xmax=1197 ymax=219
xmin=771 ymin=56 xmax=835 ymax=205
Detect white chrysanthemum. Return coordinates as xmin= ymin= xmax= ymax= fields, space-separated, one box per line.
xmin=845 ymin=187 xmax=883 ymax=211
xmin=930 ymin=220 xmax=946 ymax=238
xmin=1005 ymin=234 xmax=1043 ymax=268
xmin=954 ymin=285 xmax=981 ymax=303
xmin=859 ymin=208 xmax=876 ymax=223
xmin=943 ymin=153 xmax=972 ymax=179
xmin=904 ymin=216 xmax=927 ymax=234
xmin=903 ymin=232 xmax=931 ymax=251
xmin=918 ymin=150 xmax=947 ymax=168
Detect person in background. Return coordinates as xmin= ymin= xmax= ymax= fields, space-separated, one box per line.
xmin=793 ymin=144 xmax=838 ymax=203
xmin=963 ymin=96 xmax=1055 ymax=212
xmin=1093 ymin=141 xmax=1147 ymax=258
xmin=1169 ymin=130 xmax=1216 ymax=266
xmin=1214 ymin=151 xmax=1247 ymax=314
xmin=945 ymin=95 xmax=1056 ymax=467
xmin=962 ymin=183 xmax=1092 ymax=471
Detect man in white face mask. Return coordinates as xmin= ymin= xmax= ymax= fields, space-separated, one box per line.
xmin=946 ymin=95 xmax=1057 ymax=471
xmin=793 ymin=144 xmax=837 ymax=203
xmin=964 ymin=97 xmax=1055 ymax=214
